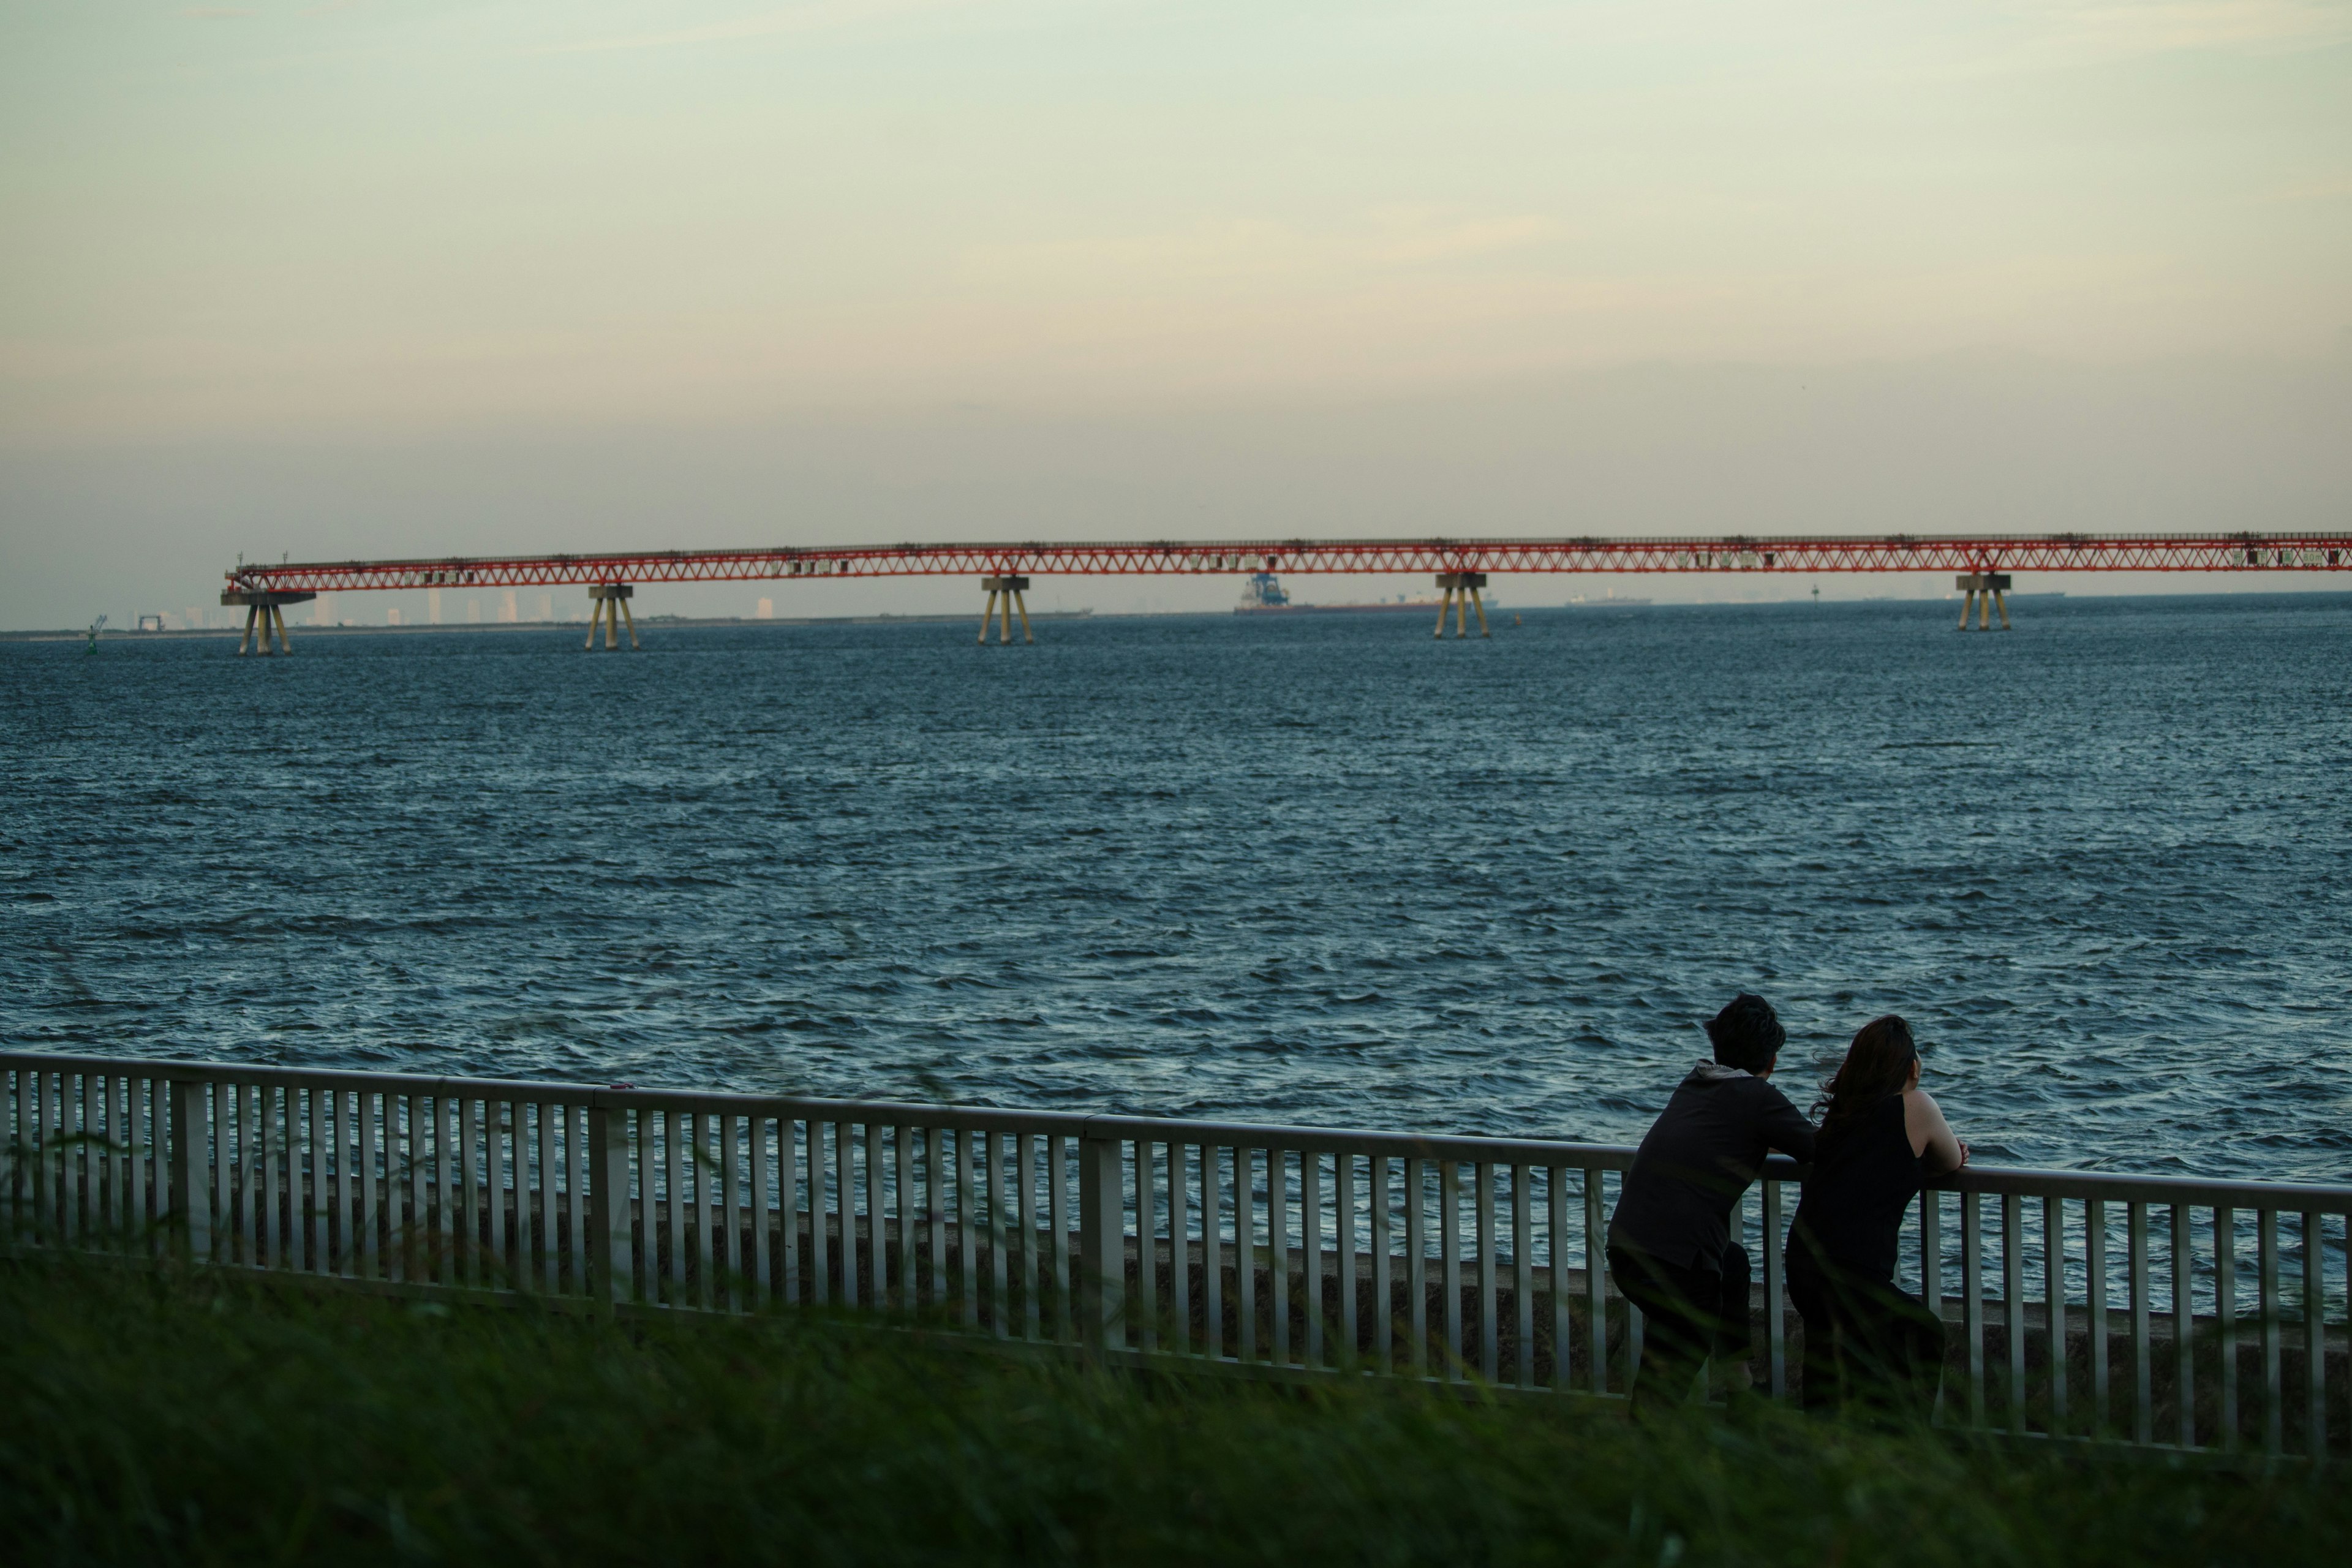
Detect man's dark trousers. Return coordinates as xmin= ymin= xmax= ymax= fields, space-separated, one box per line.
xmin=1607 ymin=1241 xmax=1752 ymax=1412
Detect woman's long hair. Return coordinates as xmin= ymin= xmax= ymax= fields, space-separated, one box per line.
xmin=1812 ymin=1015 xmax=1919 ymax=1137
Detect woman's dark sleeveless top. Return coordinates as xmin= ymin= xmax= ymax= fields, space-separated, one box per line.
xmin=1789 ymin=1093 xmax=1926 ymax=1283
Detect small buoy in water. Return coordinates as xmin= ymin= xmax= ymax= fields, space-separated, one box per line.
xmin=1513 ymin=614 xmax=1522 ymax=627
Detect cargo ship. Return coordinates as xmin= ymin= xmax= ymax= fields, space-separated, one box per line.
xmin=1233 ymin=573 xmax=1446 ymax=615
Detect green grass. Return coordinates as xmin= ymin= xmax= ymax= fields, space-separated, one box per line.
xmin=1 ymin=1256 xmax=2342 ymax=1566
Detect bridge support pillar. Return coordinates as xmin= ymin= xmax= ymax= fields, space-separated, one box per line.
xmin=236 ymin=605 xmax=290 ymax=656
xmin=1956 ymin=574 xmax=2012 ymax=632
xmin=586 ymin=584 xmax=639 ymax=650
xmin=1434 ymin=573 xmax=1490 ymax=639
xmin=221 ymin=589 xmax=314 ymax=655
xmin=979 ymin=576 xmax=1033 ymax=645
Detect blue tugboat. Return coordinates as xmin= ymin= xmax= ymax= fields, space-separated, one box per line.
xmin=1237 ymin=571 xmax=1291 ymax=609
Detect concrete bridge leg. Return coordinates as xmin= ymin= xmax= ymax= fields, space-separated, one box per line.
xmin=222 ymin=589 xmax=312 ymax=655
xmin=1436 ymin=573 xmax=1490 ymax=639
xmin=980 ymin=576 xmax=1033 ymax=644
xmin=586 ymin=584 xmax=638 ymax=650
xmin=1956 ymin=574 xmax=2013 ymax=631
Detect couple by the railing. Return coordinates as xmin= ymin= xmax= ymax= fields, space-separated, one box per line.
xmin=1607 ymin=993 xmax=1967 ymax=1416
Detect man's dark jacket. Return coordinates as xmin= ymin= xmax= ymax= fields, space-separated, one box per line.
xmin=1606 ymin=1060 xmax=1817 ymax=1272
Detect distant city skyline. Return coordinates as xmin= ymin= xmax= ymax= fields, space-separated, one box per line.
xmin=4 ymin=2 xmax=2348 ymax=628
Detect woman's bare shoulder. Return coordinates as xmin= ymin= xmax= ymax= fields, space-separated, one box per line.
xmin=1901 ymin=1089 xmax=1951 ymax=1153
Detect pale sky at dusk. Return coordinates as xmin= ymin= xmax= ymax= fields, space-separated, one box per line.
xmin=2 ymin=2 xmax=2348 ymax=627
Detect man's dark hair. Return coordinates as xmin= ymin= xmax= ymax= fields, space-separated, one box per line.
xmin=1705 ymin=993 xmax=1785 ymax=1073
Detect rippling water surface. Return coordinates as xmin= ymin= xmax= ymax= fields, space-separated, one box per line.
xmin=5 ymin=595 xmax=2347 ymax=1182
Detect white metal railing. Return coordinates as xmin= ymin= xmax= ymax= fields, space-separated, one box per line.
xmin=5 ymin=1052 xmax=2345 ymax=1458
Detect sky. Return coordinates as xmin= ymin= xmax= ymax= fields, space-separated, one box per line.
xmin=2 ymin=1 xmax=2348 ymax=628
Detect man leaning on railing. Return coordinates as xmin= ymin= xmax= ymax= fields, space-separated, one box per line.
xmin=1605 ymin=993 xmax=1815 ymax=1416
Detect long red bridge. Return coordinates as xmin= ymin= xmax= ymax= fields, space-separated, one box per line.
xmin=228 ymin=530 xmax=2349 ymax=594
xmin=218 ymin=530 xmax=2351 ymax=651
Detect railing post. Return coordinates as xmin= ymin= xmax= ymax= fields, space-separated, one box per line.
xmin=2171 ymin=1202 xmax=2195 ymax=1449
xmin=588 ymin=1098 xmax=633 ymax=1312
xmin=2259 ymin=1207 xmax=2282 ymax=1456
xmin=1585 ymin=1167 xmax=1608 ymax=1395
xmin=2303 ymin=1211 xmax=2326 ymax=1463
xmin=1963 ymin=1189 xmax=1986 ymax=1427
xmin=1762 ymin=1177 xmax=1787 ymax=1399
xmin=2007 ymin=1191 xmax=2029 ymax=1435
xmin=31 ymin=1068 xmax=56 ymax=1243
xmin=2087 ymin=1197 xmax=2109 ymax=1434
xmin=1078 ymin=1123 xmax=1125 ymax=1352
xmin=167 ymin=1077 xmax=211 ymax=1261
xmin=2130 ymin=1201 xmax=2153 ymax=1445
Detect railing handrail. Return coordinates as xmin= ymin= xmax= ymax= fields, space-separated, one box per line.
xmin=6 ymin=1050 xmax=2345 ymax=1213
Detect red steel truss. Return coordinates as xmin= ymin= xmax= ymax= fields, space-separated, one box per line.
xmin=227 ymin=532 xmax=2352 ymax=595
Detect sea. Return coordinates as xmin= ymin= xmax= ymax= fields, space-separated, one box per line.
xmin=5 ymin=594 xmax=2347 ymax=1184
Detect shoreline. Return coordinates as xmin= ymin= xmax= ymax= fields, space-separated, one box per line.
xmin=0 ymin=609 xmax=1098 ymax=644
